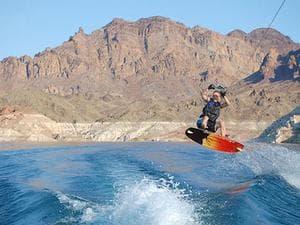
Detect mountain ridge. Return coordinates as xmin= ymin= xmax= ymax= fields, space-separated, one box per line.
xmin=0 ymin=17 xmax=299 ymax=136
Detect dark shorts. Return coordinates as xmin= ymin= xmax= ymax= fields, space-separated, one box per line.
xmin=196 ymin=117 xmax=216 ymax=132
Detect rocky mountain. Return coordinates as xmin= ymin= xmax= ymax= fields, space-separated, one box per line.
xmin=228 ymin=28 xmax=300 ymax=54
xmin=1 ymin=17 xmax=264 ymax=91
xmin=1 ymin=17 xmax=298 ymax=91
xmin=0 ymin=16 xmax=299 ymax=138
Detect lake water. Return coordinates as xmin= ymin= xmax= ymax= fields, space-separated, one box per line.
xmin=0 ymin=142 xmax=299 ymax=225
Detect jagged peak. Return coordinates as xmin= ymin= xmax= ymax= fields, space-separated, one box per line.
xmin=137 ymin=16 xmax=186 ymax=27
xmin=78 ymin=26 xmax=85 ymax=34
xmin=19 ymin=55 xmax=32 ymax=62
xmin=104 ymin=16 xmax=186 ymax=29
xmin=137 ymin=16 xmax=171 ymax=23
xmin=73 ymin=26 xmax=86 ymax=36
xmin=105 ymin=18 xmax=128 ymax=27
xmin=67 ymin=26 xmax=88 ymax=43
xmin=1 ymin=56 xmax=17 ymax=63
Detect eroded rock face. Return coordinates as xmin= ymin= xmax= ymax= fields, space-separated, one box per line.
xmin=259 ymin=48 xmax=279 ymax=80
xmin=256 ymin=49 xmax=300 ymax=82
xmin=0 ymin=106 xmax=24 ymax=128
xmin=256 ymin=106 xmax=300 ymax=143
xmin=1 ymin=16 xmax=298 ymax=95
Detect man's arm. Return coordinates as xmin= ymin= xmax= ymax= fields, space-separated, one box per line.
xmin=201 ymin=90 xmax=209 ymax=102
xmin=221 ymin=95 xmax=230 ymax=108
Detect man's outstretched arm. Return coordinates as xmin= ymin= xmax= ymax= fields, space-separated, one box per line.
xmin=201 ymin=90 xmax=209 ymax=102
xmin=222 ymin=95 xmax=230 ymax=108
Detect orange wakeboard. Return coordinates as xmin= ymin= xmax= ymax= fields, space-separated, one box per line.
xmin=185 ymin=127 xmax=244 ymax=153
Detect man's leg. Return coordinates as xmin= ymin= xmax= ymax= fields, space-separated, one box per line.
xmin=216 ymin=119 xmax=227 ymax=136
xmin=202 ymin=116 xmax=209 ymax=129
xmin=196 ymin=117 xmax=203 ymax=129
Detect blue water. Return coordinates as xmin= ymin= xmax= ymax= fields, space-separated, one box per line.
xmin=0 ymin=143 xmax=299 ymax=225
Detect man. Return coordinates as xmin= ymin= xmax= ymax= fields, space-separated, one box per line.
xmin=196 ymin=85 xmax=230 ymax=136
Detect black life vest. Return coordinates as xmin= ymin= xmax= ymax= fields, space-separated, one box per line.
xmin=202 ymin=99 xmax=221 ymax=122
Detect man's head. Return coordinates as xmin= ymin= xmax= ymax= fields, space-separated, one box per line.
xmin=212 ymin=91 xmax=222 ymax=102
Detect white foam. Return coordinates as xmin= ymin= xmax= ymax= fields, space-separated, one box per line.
xmin=282 ymin=173 xmax=300 ymax=189
xmin=81 ymin=207 xmax=96 ymax=222
xmin=112 ymin=178 xmax=199 ymax=225
xmin=55 ymin=177 xmax=201 ymax=225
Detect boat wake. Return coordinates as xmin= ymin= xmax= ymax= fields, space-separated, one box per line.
xmin=54 ymin=177 xmax=200 ymax=225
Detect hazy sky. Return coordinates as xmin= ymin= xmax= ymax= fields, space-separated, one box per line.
xmin=0 ymin=0 xmax=298 ymax=60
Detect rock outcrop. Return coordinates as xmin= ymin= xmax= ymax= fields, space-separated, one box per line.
xmin=259 ymin=48 xmax=279 ymax=80
xmin=275 ymin=114 xmax=300 ymax=143
xmin=257 ymin=107 xmax=300 ymax=143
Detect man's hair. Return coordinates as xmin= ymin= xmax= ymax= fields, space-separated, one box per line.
xmin=213 ymin=90 xmax=221 ymax=95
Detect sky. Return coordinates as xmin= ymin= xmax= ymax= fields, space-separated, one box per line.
xmin=0 ymin=0 xmax=299 ymax=60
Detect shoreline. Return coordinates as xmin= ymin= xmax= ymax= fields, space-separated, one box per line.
xmin=0 ymin=112 xmax=298 ymax=151
xmin=0 ymin=140 xmax=188 ymax=152
xmin=0 ymin=112 xmax=268 ymax=145
xmin=0 ymin=140 xmax=299 ymax=152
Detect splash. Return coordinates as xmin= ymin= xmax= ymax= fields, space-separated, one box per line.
xmin=54 ymin=177 xmax=200 ymax=225
xmin=112 ymin=177 xmax=199 ymax=225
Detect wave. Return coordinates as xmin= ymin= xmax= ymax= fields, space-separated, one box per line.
xmin=53 ymin=177 xmax=200 ymax=225
xmin=238 ymin=143 xmax=300 ymax=189
xmin=112 ymin=178 xmax=199 ymax=225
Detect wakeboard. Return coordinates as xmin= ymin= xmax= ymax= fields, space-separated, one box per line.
xmin=185 ymin=127 xmax=244 ymax=153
